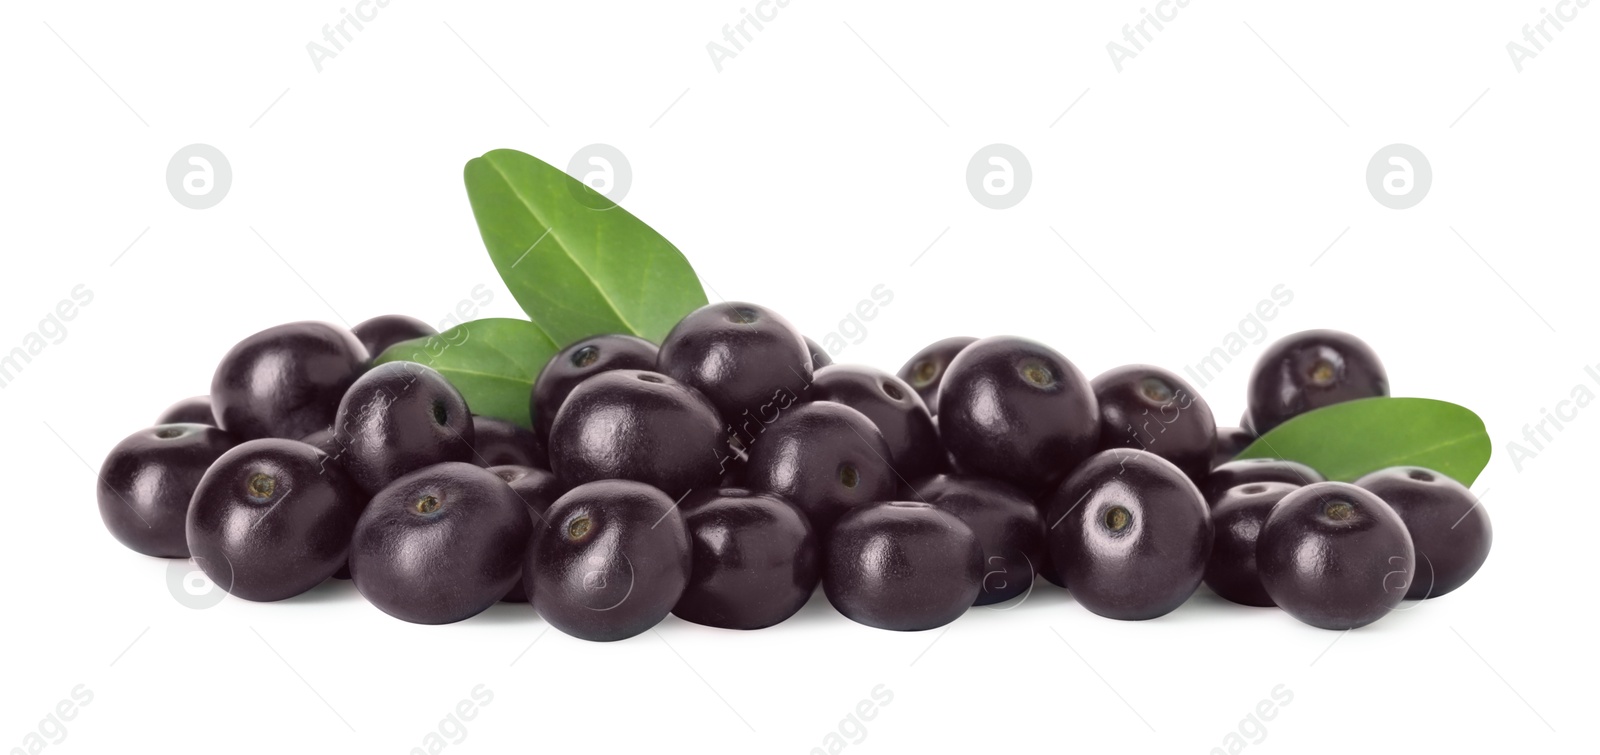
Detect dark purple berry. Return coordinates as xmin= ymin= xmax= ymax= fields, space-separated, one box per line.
xmin=906 ymin=474 xmax=1042 ymax=606
xmin=1204 ymin=458 xmax=1322 ymax=503
xmin=528 ymin=480 xmax=691 ymax=642
xmin=896 ymin=336 xmax=977 ymax=414
xmin=938 ymin=336 xmax=1097 ymax=495
xmin=332 ymin=361 xmax=475 ymax=495
xmin=154 ymin=396 xmax=214 ymax=426
xmin=351 ymin=314 xmax=437 ymax=359
xmin=1354 ymin=467 xmax=1491 ymax=600
xmin=548 ymin=370 xmax=723 ymax=499
xmin=98 ymin=424 xmax=237 ymax=557
xmin=1092 ymin=364 xmax=1216 ymax=480
xmin=210 ymin=321 xmax=368 ymax=441
xmin=743 ymin=401 xmax=896 ymax=534
xmin=1257 ymin=482 xmax=1414 ymax=629
xmin=1204 ymin=482 xmax=1299 ymax=607
xmin=824 ymin=501 xmax=981 ymax=631
xmin=672 ymin=488 xmax=819 ymax=629
xmin=351 ymin=462 xmax=531 ymax=623
xmin=469 ymin=415 xmax=546 ymax=468
xmin=186 ymin=439 xmax=363 ymax=601
xmin=1246 ymin=330 xmax=1388 ymax=434
xmin=811 ymin=365 xmax=943 ymax=481
xmin=1043 ymin=449 xmax=1211 ymax=620
xmin=657 ymin=301 xmax=813 ymax=421
xmin=530 ymin=334 xmax=658 ymax=443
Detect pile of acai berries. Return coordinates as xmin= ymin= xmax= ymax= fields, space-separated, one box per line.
xmin=97 ymin=303 xmax=1491 ymax=640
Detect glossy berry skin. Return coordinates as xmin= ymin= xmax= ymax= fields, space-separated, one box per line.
xmin=811 ymin=365 xmax=943 ymax=481
xmin=906 ymin=474 xmax=1043 ymax=606
xmin=333 ymin=362 xmax=475 ymax=495
xmin=530 ymin=334 xmax=658 ymax=443
xmin=744 ymin=401 xmax=896 ymax=534
xmin=1092 ymin=365 xmax=1216 ymax=480
xmin=896 ymin=336 xmax=977 ymax=414
xmin=186 ymin=439 xmax=363 ymax=601
xmin=824 ymin=501 xmax=982 ymax=631
xmin=1204 ymin=482 xmax=1300 ymax=607
xmin=1204 ymin=458 xmax=1323 ymax=503
xmin=672 ymin=489 xmax=819 ymax=629
xmin=937 ymin=336 xmax=1098 ymax=496
xmin=548 ymin=370 xmax=723 ymax=498
xmin=300 ymin=428 xmax=354 ymax=585
xmin=717 ymin=434 xmax=751 ymax=488
xmin=1246 ymin=329 xmax=1388 ymax=435
xmin=1355 ymin=467 xmax=1491 ymax=600
xmin=98 ymin=424 xmax=237 ymax=558
xmin=1212 ymin=426 xmax=1255 ymax=469
xmin=528 ymin=480 xmax=691 ymax=642
xmin=351 ymin=462 xmax=531 ymax=624
xmin=155 ymin=396 xmax=214 ymax=426
xmin=210 ymin=321 xmax=369 ymax=441
xmin=351 ymin=314 xmax=436 ymax=359
xmin=490 ymin=465 xmax=564 ymax=520
xmin=488 ymin=464 xmax=565 ymax=603
xmin=1038 ymin=553 xmax=1067 ymax=589
xmin=469 ymin=416 xmax=546 ymax=469
xmin=1257 ymin=482 xmax=1414 ymax=630
xmin=299 ymin=427 xmax=340 ymax=459
xmin=805 ymin=336 xmax=833 ymax=368
xmin=656 ymin=301 xmax=814 ymax=421
xmin=1043 ymin=449 xmax=1212 ymax=621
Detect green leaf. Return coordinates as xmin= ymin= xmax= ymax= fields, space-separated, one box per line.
xmin=464 ymin=148 xmax=708 ymax=345
xmin=1236 ymin=397 xmax=1492 ymax=485
xmin=373 ymin=318 xmax=558 ymax=429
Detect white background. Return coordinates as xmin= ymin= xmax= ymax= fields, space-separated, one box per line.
xmin=2 ymin=2 xmax=1594 ymax=753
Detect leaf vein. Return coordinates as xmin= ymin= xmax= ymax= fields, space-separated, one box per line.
xmin=484 ymin=155 xmax=642 ymax=336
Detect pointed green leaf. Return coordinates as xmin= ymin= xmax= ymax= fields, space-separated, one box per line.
xmin=1236 ymin=397 xmax=1492 ymax=485
xmin=464 ymin=148 xmax=707 ymax=345
xmin=373 ymin=318 xmax=558 ymax=428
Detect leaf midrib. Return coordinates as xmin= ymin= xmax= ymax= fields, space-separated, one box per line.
xmin=1323 ymin=433 xmax=1489 ymax=478
xmin=484 ymin=155 xmax=642 ymax=336
xmin=1239 ymin=398 xmax=1491 ymax=484
xmin=435 ymin=367 xmax=532 ymax=385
